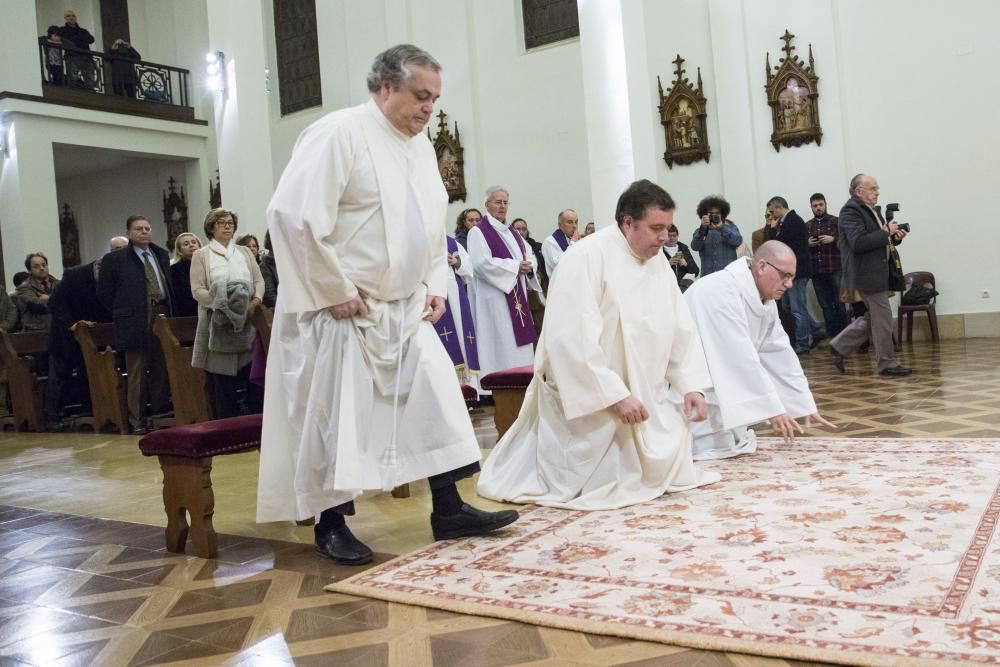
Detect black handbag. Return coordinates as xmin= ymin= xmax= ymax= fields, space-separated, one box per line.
xmin=902 ymin=284 xmax=938 ymax=305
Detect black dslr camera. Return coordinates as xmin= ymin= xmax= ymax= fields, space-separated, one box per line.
xmin=709 ymin=212 xmax=722 ymax=225
xmin=886 ymin=203 xmax=910 ymax=232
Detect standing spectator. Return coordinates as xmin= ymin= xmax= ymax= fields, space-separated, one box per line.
xmin=453 ymin=208 xmax=481 ymax=250
xmin=767 ymin=196 xmax=826 ymax=353
xmin=236 ymin=234 xmax=260 ymax=262
xmin=662 ymin=224 xmax=698 ymax=291
xmin=582 ymin=222 xmax=596 ymax=237
xmin=512 ymin=218 xmax=547 ymax=292
xmin=190 ymin=209 xmax=264 ymax=418
xmin=690 ymin=195 xmax=742 ymax=276
xmin=260 ymin=231 xmax=279 ymax=308
xmin=60 ymin=9 xmax=95 ymax=89
xmin=169 ymin=232 xmax=201 ymax=317
xmin=15 ymin=253 xmax=59 ymax=332
xmin=39 ymin=26 xmax=69 ymax=85
xmin=830 ymin=174 xmax=911 ymax=377
xmin=751 ymin=208 xmax=779 ymax=253
xmin=98 ymin=215 xmax=174 ymax=434
xmin=540 ymin=209 xmax=579 ymax=278
xmin=806 ymin=193 xmax=848 ymax=339
xmin=107 ymin=38 xmax=141 ymax=97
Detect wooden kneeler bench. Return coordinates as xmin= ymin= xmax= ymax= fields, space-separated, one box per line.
xmin=479 ymin=366 xmax=533 ymax=440
xmin=138 ymin=414 xmax=262 ymax=559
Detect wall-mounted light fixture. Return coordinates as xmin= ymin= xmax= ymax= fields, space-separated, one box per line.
xmin=205 ymin=51 xmax=226 ymax=95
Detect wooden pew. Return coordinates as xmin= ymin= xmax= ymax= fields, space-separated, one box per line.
xmin=0 ymin=330 xmax=48 ymax=431
xmin=73 ymin=322 xmax=129 ymax=434
xmin=153 ymin=315 xmax=211 ymax=426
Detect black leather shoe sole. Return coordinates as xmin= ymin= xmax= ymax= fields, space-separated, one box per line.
xmin=314 ymin=545 xmax=373 ymax=566
xmin=432 ymin=506 xmax=520 ymax=541
xmin=879 ymin=366 xmax=913 ymax=377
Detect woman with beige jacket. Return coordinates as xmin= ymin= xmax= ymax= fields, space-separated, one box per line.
xmin=190 ymin=208 xmax=265 ymax=418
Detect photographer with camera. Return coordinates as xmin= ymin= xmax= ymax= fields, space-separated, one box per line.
xmin=830 ymin=173 xmax=911 ymax=377
xmin=690 ymin=196 xmax=742 ymax=277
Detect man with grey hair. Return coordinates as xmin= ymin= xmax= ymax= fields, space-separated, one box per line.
xmin=830 ymin=173 xmax=910 ymax=376
xmin=541 ymin=208 xmax=579 ymax=278
xmin=258 ymin=44 xmax=517 ymax=566
xmin=468 ymin=186 xmax=542 ymax=389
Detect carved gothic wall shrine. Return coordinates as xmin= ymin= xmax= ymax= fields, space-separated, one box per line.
xmin=657 ymin=55 xmax=710 ymax=168
xmin=162 ymin=177 xmax=188 ymax=251
xmin=428 ymin=110 xmax=466 ymax=203
xmin=60 ymin=204 xmax=81 ymax=268
xmin=766 ymin=30 xmax=822 ymax=151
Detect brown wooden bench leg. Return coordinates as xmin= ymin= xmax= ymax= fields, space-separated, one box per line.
xmin=391 ymin=484 xmax=410 ymax=499
xmin=492 ymin=388 xmax=527 ymax=441
xmin=158 ymin=455 xmax=218 ymax=559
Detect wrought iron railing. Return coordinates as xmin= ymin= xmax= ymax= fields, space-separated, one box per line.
xmin=38 ymin=42 xmax=191 ymax=108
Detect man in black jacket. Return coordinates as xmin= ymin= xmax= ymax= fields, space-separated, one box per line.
xmin=767 ymin=196 xmax=826 ymax=354
xmin=97 ymin=216 xmax=174 ymax=433
xmin=829 ymin=174 xmax=910 ymax=376
xmin=662 ymin=224 xmax=698 ymax=291
xmin=60 ymin=9 xmax=96 ymax=89
xmin=44 ymin=250 xmax=115 ymax=430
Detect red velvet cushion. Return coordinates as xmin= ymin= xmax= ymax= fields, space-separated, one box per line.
xmin=138 ymin=414 xmax=263 ymax=458
xmin=461 ymin=384 xmax=477 ymax=404
xmin=480 ymin=365 xmax=534 ymax=391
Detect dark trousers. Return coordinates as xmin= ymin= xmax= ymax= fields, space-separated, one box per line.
xmin=207 ymin=365 xmax=263 ymax=419
xmin=317 ymin=461 xmax=482 ymax=531
xmin=811 ymin=271 xmax=848 ymax=339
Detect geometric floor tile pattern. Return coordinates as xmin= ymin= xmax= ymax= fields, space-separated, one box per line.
xmin=0 ymin=338 xmax=997 ymax=665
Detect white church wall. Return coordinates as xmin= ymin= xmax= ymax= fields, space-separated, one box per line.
xmin=55 ymin=160 xmax=189 ymax=265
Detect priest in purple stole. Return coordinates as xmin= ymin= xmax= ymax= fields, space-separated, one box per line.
xmin=541 ymin=208 xmax=579 ymax=280
xmin=467 ymin=186 xmax=542 ymax=390
xmin=433 ymin=235 xmax=481 ymax=395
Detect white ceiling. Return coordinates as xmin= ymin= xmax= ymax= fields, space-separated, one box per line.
xmin=52 ymin=143 xmax=189 ymax=179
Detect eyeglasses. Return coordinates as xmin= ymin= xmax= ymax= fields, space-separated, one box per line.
xmin=216 ymin=221 xmax=235 ymax=228
xmin=764 ymin=261 xmax=795 ymax=283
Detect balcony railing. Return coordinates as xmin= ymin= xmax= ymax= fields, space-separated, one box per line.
xmin=38 ymin=42 xmax=191 ymax=109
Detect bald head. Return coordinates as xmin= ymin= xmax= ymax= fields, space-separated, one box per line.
xmin=557 ymin=208 xmax=578 ymax=236
xmin=751 ymin=241 xmax=796 ymax=302
xmin=109 ymin=236 xmax=129 ymax=251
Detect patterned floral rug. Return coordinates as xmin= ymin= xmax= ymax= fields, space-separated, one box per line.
xmin=329 ymin=438 xmax=1000 ymax=666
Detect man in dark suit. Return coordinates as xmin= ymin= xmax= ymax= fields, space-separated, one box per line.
xmin=767 ymin=196 xmax=827 ymax=354
xmin=829 ymin=174 xmax=910 ymax=376
xmin=662 ymin=224 xmax=699 ymax=291
xmin=97 ymin=216 xmax=174 ymax=433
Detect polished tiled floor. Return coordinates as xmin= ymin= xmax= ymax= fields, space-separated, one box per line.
xmin=0 ymin=338 xmax=997 ymax=665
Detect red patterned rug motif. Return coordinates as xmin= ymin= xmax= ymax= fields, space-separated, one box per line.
xmin=330 ymin=439 xmax=1000 ymax=666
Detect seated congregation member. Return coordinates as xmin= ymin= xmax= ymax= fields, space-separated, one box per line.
xmin=478 ymin=179 xmax=716 ymax=511
xmin=453 ymin=208 xmax=481 ymax=251
xmin=435 ymin=232 xmax=481 ymax=395
xmin=15 ymin=253 xmax=59 ymax=332
xmin=662 ymin=224 xmax=698 ymax=291
xmin=98 ymin=216 xmax=173 ymax=434
xmin=690 ymin=195 xmax=742 ymax=276
xmin=169 ymin=232 xmax=201 ymax=317
xmin=236 ymin=234 xmax=261 ymax=262
xmin=540 ymin=209 xmax=579 ymax=277
xmin=190 ymin=209 xmax=264 ymax=419
xmin=681 ymin=242 xmax=833 ymax=460
xmin=259 ymin=231 xmax=279 ymax=308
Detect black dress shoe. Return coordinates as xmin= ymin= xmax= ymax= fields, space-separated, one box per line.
xmin=831 ymin=348 xmax=845 ymax=374
xmin=431 ymin=503 xmax=519 ymax=541
xmin=315 ymin=525 xmax=374 ymax=565
xmin=879 ymin=366 xmax=913 ymax=377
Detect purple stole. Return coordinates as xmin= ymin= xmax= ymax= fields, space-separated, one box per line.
xmin=552 ymin=228 xmax=569 ymax=251
xmin=434 ymin=237 xmax=480 ymax=370
xmin=476 ymin=218 xmax=538 ymax=346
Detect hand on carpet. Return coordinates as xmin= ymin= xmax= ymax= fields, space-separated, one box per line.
xmin=804 ymin=412 xmax=836 ymax=431
xmin=768 ymin=412 xmax=804 ymax=443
